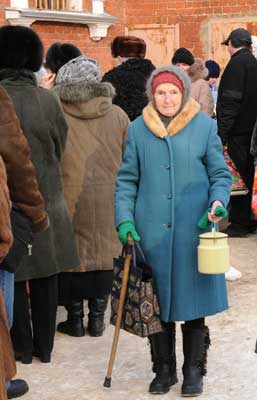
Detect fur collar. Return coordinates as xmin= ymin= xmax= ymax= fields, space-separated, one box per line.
xmin=53 ymin=80 xmax=115 ymax=103
xmin=188 ymin=58 xmax=209 ymax=83
xmin=142 ymin=97 xmax=201 ymax=138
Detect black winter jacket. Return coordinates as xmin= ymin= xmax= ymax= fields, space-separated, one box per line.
xmin=102 ymin=58 xmax=155 ymax=121
xmin=217 ymin=48 xmax=257 ymax=144
xmin=251 ymin=119 xmax=257 ymax=163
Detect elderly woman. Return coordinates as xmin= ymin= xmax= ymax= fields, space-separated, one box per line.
xmin=115 ymin=66 xmax=232 ymax=397
xmin=52 ymin=55 xmax=129 ymax=338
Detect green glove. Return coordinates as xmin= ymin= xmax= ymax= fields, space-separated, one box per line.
xmin=198 ymin=206 xmax=228 ymax=229
xmin=117 ymin=221 xmax=140 ymax=245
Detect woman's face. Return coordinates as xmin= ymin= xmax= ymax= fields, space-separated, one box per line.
xmin=154 ymin=83 xmax=183 ymax=117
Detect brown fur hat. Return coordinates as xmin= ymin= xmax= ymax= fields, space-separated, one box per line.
xmin=111 ymin=36 xmax=146 ymax=58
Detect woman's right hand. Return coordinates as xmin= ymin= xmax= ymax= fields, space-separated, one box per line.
xmin=117 ymin=221 xmax=140 ymax=245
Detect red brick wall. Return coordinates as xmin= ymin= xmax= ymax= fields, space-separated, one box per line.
xmin=0 ymin=0 xmax=10 ymax=25
xmin=126 ymin=0 xmax=257 ymax=57
xmin=33 ymin=0 xmax=126 ymax=74
xmin=1 ymin=0 xmax=257 ymax=73
xmin=0 ymin=0 xmax=126 ymax=74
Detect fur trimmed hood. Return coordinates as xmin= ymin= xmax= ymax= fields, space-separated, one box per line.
xmin=188 ymin=58 xmax=209 ymax=82
xmin=54 ymin=80 xmax=116 ymax=119
xmin=53 ymin=80 xmax=115 ymax=103
xmin=142 ymin=97 xmax=201 ymax=138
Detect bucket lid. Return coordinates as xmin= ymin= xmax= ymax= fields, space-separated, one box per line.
xmin=199 ymin=229 xmax=228 ymax=239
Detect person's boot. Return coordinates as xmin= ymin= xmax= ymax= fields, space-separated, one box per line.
xmin=202 ymin=326 xmax=211 ymax=376
xmin=7 ymin=379 xmax=29 ymax=399
xmin=148 ymin=325 xmax=178 ymax=395
xmin=57 ymin=301 xmax=85 ymax=337
xmin=181 ymin=324 xmax=206 ymax=397
xmin=87 ymin=296 xmax=109 ymax=337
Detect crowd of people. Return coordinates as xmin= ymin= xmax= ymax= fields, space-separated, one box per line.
xmin=0 ymin=23 xmax=256 ymax=399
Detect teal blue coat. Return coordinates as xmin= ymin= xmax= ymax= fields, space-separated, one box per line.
xmin=115 ymin=99 xmax=232 ymax=322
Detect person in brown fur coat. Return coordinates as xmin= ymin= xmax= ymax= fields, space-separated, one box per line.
xmin=0 ymin=156 xmax=16 ymax=400
xmin=0 ymin=85 xmax=48 ymax=398
xmin=0 ymin=156 xmax=13 ymax=264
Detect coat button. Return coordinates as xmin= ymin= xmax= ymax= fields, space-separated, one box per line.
xmin=167 ymin=194 xmax=172 ymax=199
xmin=165 ymin=165 xmax=170 ymax=169
xmin=163 ymin=223 xmax=172 ymax=228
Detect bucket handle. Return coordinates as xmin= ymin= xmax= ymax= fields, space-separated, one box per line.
xmin=211 ymin=223 xmax=218 ymax=241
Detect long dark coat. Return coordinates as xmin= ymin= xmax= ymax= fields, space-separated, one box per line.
xmin=217 ymin=48 xmax=257 ymax=197
xmin=115 ymin=98 xmax=232 ymax=322
xmin=0 ymin=69 xmax=79 ymax=281
xmin=217 ymin=48 xmax=257 ymax=144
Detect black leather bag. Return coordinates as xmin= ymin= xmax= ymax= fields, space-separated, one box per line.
xmin=0 ymin=205 xmax=34 ymax=273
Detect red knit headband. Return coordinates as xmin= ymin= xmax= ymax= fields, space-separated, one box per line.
xmin=152 ymin=71 xmax=184 ymax=94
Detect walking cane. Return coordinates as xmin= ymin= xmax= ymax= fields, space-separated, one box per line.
xmin=103 ymin=234 xmax=134 ymax=388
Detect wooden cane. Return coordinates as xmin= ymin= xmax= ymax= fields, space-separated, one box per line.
xmin=103 ymin=234 xmax=134 ymax=388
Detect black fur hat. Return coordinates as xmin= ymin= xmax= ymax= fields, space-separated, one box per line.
xmin=0 ymin=25 xmax=43 ymax=72
xmin=45 ymin=43 xmax=82 ymax=74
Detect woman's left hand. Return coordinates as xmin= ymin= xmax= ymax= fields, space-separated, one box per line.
xmin=208 ymin=200 xmax=225 ymax=223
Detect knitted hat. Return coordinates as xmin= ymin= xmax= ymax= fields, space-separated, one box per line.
xmin=205 ymin=60 xmax=220 ymax=78
xmin=151 ymin=71 xmax=184 ymax=94
xmin=55 ymin=55 xmax=101 ymax=85
xmin=146 ymin=65 xmax=191 ymax=111
xmin=171 ymin=47 xmax=194 ymax=66
xmin=111 ymin=36 xmax=146 ymax=58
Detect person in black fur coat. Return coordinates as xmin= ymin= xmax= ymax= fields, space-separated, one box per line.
xmin=102 ymin=36 xmax=155 ymax=121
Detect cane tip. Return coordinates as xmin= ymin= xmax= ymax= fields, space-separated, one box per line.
xmin=103 ymin=377 xmax=111 ymax=388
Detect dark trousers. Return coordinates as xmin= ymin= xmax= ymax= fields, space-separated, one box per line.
xmin=228 ymin=135 xmax=255 ymax=227
xmin=11 ymin=274 xmax=58 ymax=356
xmin=184 ymin=318 xmax=205 ymax=328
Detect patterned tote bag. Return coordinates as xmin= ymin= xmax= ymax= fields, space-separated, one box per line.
xmin=110 ymin=244 xmax=163 ymax=338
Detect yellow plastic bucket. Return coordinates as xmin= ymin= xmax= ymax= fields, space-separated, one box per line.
xmin=198 ymin=227 xmax=229 ymax=274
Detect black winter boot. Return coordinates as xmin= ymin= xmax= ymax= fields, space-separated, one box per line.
xmin=57 ymin=301 xmax=85 ymax=337
xmin=149 ymin=325 xmax=178 ymax=395
xmin=181 ymin=324 xmax=206 ymax=397
xmin=88 ymin=296 xmax=109 ymax=337
xmin=202 ymin=326 xmax=211 ymax=376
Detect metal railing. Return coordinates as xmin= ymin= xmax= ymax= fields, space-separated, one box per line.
xmin=32 ymin=0 xmax=70 ymax=10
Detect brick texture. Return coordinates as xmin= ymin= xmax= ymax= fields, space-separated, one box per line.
xmin=1 ymin=0 xmax=257 ymax=72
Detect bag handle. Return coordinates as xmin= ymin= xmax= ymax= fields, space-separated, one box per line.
xmin=121 ymin=241 xmax=146 ymax=268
